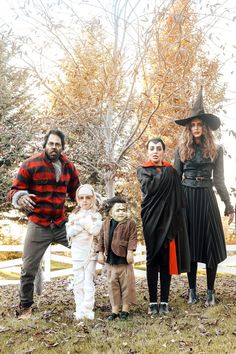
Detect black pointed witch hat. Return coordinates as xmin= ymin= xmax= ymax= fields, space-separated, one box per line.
xmin=175 ymin=87 xmax=221 ymax=130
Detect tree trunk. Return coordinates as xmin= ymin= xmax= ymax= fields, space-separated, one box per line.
xmin=104 ymin=171 xmax=115 ymax=198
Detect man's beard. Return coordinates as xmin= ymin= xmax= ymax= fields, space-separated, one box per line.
xmin=45 ymin=151 xmax=60 ymax=162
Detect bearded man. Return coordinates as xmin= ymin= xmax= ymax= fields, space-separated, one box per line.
xmin=8 ymin=129 xmax=80 ymax=319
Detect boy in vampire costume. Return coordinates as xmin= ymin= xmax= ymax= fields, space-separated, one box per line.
xmin=137 ymin=138 xmax=190 ymax=315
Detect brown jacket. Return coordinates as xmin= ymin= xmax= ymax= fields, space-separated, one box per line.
xmin=98 ymin=218 xmax=137 ymax=258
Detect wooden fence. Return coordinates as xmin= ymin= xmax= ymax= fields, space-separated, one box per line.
xmin=0 ymin=244 xmax=236 ymax=286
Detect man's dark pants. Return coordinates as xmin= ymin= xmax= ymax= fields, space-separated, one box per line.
xmin=20 ymin=221 xmax=68 ymax=308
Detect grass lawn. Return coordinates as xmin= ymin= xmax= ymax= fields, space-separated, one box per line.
xmin=0 ymin=272 xmax=235 ymax=354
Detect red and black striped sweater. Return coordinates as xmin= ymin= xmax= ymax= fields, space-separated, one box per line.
xmin=9 ymin=152 xmax=80 ymax=227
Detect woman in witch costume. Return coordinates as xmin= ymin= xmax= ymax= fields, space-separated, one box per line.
xmin=137 ymin=138 xmax=190 ymax=316
xmin=175 ymin=88 xmax=234 ymax=306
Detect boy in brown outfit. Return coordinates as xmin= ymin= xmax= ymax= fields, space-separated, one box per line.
xmin=98 ymin=197 xmax=137 ymax=320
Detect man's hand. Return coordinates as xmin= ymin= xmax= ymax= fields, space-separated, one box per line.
xmin=228 ymin=213 xmax=234 ymax=225
xmin=98 ymin=252 xmax=105 ymax=265
xmin=126 ymin=250 xmax=134 ymax=264
xmin=18 ymin=194 xmax=36 ymax=212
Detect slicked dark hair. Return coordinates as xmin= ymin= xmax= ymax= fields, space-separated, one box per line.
xmin=103 ymin=196 xmax=127 ymax=213
xmin=147 ymin=138 xmax=165 ymax=151
xmin=43 ymin=129 xmax=65 ymax=150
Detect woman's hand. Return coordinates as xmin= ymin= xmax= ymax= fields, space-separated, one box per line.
xmin=228 ymin=213 xmax=234 ymax=225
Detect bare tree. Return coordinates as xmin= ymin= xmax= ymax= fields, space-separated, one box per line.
xmin=5 ymin=0 xmax=235 ymax=197
xmin=0 ymin=33 xmax=36 ymax=207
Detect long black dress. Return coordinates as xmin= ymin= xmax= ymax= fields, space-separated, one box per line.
xmin=174 ymin=145 xmax=233 ymax=268
xmin=137 ymin=161 xmax=190 ymax=274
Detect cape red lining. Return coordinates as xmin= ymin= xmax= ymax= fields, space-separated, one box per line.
xmin=140 ymin=160 xmax=174 ymax=168
xmin=169 ymin=239 xmax=179 ymax=275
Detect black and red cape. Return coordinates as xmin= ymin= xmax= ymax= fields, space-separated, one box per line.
xmin=137 ymin=161 xmax=190 ymax=274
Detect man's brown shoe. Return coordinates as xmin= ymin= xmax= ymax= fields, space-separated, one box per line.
xmin=16 ymin=306 xmax=32 ymax=320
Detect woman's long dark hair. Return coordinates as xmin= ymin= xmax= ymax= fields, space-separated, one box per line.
xmin=178 ymin=121 xmax=217 ymax=162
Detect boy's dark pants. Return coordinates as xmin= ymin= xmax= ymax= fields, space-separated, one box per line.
xmin=20 ymin=221 xmax=68 ymax=308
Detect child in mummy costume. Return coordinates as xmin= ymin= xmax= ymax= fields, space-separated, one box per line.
xmin=66 ymin=184 xmax=102 ymax=320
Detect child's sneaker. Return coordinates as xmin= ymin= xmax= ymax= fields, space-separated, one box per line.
xmin=74 ymin=311 xmax=83 ymax=320
xmin=84 ymin=311 xmax=95 ymax=320
xmin=148 ymin=303 xmax=158 ymax=316
xmin=159 ymin=303 xmax=169 ymax=315
xmin=120 ymin=311 xmax=129 ymax=320
xmin=107 ymin=312 xmax=119 ymax=321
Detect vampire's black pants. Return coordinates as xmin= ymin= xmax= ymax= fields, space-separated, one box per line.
xmin=146 ymin=244 xmax=171 ymax=303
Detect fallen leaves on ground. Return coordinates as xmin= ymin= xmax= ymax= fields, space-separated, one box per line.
xmin=0 ymin=273 xmax=235 ymax=353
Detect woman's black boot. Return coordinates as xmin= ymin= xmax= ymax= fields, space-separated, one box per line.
xmin=188 ymin=288 xmax=198 ymax=304
xmin=205 ymin=290 xmax=216 ymax=306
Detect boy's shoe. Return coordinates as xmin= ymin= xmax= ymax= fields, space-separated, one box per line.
xmin=205 ymin=290 xmax=216 ymax=306
xmin=188 ymin=288 xmax=198 ymax=304
xmin=107 ymin=312 xmax=119 ymax=321
xmin=159 ymin=303 xmax=169 ymax=315
xmin=16 ymin=305 xmax=32 ymax=320
xmin=74 ymin=310 xmax=81 ymax=320
xmin=74 ymin=310 xmax=95 ymax=320
xmin=120 ymin=311 xmax=129 ymax=321
xmin=148 ymin=303 xmax=158 ymax=316
xmin=83 ymin=311 xmax=95 ymax=320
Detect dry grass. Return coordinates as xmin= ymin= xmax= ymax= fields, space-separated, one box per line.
xmin=0 ymin=273 xmax=236 ymax=354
